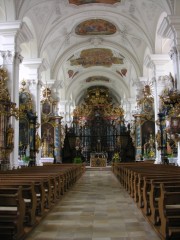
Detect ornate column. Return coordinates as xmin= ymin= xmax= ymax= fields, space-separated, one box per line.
xmin=52 ymin=116 xmax=63 ymax=163
xmin=0 ymin=21 xmax=33 ymax=168
xmin=22 ymin=58 xmax=48 ymax=165
xmin=149 ymin=55 xmax=171 ymax=163
xmin=133 ymin=114 xmax=142 ymax=161
xmin=0 ymin=24 xmax=23 ymax=167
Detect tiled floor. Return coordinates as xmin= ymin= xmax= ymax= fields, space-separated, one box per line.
xmin=26 ymin=169 xmax=160 ymax=240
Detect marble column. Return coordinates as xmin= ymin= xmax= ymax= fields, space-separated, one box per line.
xmin=149 ymin=55 xmax=171 ymax=163
xmin=22 ymin=58 xmax=48 ymax=165
xmin=53 ymin=116 xmax=63 ymax=163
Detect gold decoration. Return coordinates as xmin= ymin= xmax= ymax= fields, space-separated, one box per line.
xmin=35 ymin=132 xmax=41 ymax=153
xmin=73 ymin=86 xmax=124 ymax=121
xmin=137 ymin=84 xmax=154 ymax=115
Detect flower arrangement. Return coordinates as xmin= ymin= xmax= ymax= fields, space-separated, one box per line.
xmin=112 ymin=152 xmax=120 ymax=162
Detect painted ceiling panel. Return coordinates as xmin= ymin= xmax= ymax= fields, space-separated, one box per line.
xmin=75 ymin=19 xmax=116 ymax=35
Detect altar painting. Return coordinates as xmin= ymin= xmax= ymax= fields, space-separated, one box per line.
xmin=141 ymin=121 xmax=155 ymax=148
xmin=41 ymin=123 xmax=54 ymax=158
xmin=75 ymin=19 xmax=116 ymax=35
xmin=69 ymin=0 xmax=121 ymax=5
xmin=70 ymin=48 xmax=124 ymax=68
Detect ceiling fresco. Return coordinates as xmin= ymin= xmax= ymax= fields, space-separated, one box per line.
xmin=69 ymin=0 xmax=121 ymax=5
xmin=86 ymin=76 xmax=110 ymax=82
xmin=70 ymin=48 xmax=124 ymax=68
xmin=75 ymin=19 xmax=116 ymax=35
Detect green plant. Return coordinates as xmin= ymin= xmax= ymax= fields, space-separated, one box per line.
xmin=73 ymin=157 xmax=82 ymax=164
xmin=112 ymin=152 xmax=120 ymax=162
xmin=167 ymin=153 xmax=174 ymax=158
xmin=22 ymin=155 xmax=30 ymax=162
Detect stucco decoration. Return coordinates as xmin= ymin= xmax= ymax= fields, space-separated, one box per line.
xmin=70 ymin=48 xmax=124 ymax=68
xmin=69 ymin=0 xmax=121 ymax=5
xmin=86 ymin=76 xmax=110 ymax=82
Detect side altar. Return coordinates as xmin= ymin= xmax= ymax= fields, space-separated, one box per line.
xmin=90 ymin=152 xmax=107 ymax=167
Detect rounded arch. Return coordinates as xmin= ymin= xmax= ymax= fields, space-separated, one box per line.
xmin=0 ymin=0 xmax=16 ymax=21
xmin=53 ymin=40 xmax=141 ymax=82
xmin=155 ymin=11 xmax=171 ymax=54
xmin=143 ymin=47 xmax=153 ymax=78
xmin=21 ymin=16 xmax=38 ymax=58
xmin=0 ymin=5 xmax=6 ymax=21
xmin=65 ymin=68 xmax=130 ymax=105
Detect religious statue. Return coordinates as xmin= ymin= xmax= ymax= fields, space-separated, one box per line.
xmin=7 ymin=124 xmax=14 ymax=147
xmin=143 ymin=134 xmax=155 ymax=158
xmin=41 ymin=130 xmax=54 ymax=157
xmin=155 ymin=130 xmax=161 ymax=150
xmin=41 ymin=137 xmax=49 ymax=157
xmin=35 ymin=133 xmax=41 ymax=153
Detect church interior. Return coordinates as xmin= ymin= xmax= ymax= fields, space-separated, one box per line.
xmin=0 ymin=0 xmax=180 ymax=239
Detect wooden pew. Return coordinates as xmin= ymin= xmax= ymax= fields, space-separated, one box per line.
xmin=0 ymin=182 xmax=37 ymax=226
xmin=149 ymin=180 xmax=180 ymax=226
xmin=0 ymin=164 xmax=84 ymax=240
xmin=0 ymin=186 xmax=25 ymax=240
xmin=141 ymin=176 xmax=180 ymax=215
xmin=158 ymin=183 xmax=180 ymax=240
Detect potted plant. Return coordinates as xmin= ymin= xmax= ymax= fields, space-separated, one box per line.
xmin=73 ymin=157 xmax=82 ymax=164
xmin=22 ymin=155 xmax=30 ymax=166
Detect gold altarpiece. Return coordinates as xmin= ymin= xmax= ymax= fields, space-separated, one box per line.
xmin=0 ymin=66 xmax=19 ymax=170
xmin=41 ymin=87 xmax=63 ymax=163
xmin=19 ymin=80 xmax=40 ymax=165
xmin=131 ymin=85 xmax=155 ymax=161
xmin=62 ymin=86 xmax=135 ymax=164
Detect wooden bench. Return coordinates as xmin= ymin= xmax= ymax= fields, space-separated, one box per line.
xmin=149 ymin=180 xmax=180 ymax=226
xmin=0 ymin=186 xmax=25 ymax=240
xmin=158 ymin=183 xmax=180 ymax=240
xmin=0 ymin=182 xmax=37 ymax=226
xmin=0 ymin=164 xmax=85 ymax=239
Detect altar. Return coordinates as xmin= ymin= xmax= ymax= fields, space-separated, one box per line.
xmin=90 ymin=152 xmax=107 ymax=167
xmin=40 ymin=157 xmax=54 ymax=165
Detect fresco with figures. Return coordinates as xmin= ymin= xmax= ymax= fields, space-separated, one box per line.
xmin=70 ymin=48 xmax=124 ymax=68
xmin=75 ymin=19 xmax=116 ymax=35
xmin=69 ymin=0 xmax=121 ymax=5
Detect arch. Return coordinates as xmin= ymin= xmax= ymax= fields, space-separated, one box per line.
xmin=53 ymin=40 xmax=141 ymax=81
xmin=21 ymin=17 xmax=38 ymax=58
xmin=155 ymin=12 xmax=170 ymax=54
xmin=65 ymin=68 xmax=130 ymax=104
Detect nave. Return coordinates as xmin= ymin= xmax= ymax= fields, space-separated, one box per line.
xmin=26 ymin=169 xmax=160 ymax=240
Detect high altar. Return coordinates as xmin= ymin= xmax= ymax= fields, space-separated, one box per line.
xmin=90 ymin=152 xmax=107 ymax=167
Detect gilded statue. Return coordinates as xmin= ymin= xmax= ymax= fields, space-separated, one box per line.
xmin=144 ymin=134 xmax=155 ymax=158
xmin=155 ymin=130 xmax=161 ymax=150
xmin=35 ymin=133 xmax=41 ymax=153
xmin=7 ymin=124 xmax=14 ymax=147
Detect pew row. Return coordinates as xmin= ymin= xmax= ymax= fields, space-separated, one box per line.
xmin=112 ymin=162 xmax=180 ymax=240
xmin=0 ymin=163 xmax=85 ymax=240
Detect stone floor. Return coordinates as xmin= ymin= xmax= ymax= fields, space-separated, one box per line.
xmin=25 ymin=168 xmax=161 ymax=240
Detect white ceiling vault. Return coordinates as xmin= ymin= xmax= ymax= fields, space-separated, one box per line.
xmin=0 ymin=0 xmax=176 ymax=120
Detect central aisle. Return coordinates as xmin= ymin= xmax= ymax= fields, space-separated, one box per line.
xmin=26 ymin=169 xmax=160 ymax=240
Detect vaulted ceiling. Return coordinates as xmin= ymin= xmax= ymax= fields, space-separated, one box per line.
xmin=0 ymin=0 xmax=173 ymax=107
